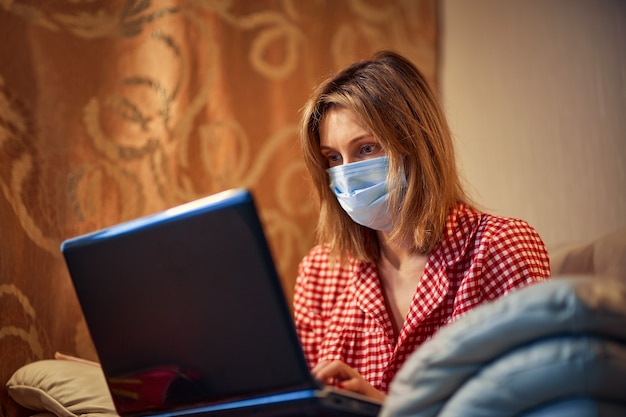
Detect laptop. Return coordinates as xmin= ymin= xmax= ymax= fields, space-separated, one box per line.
xmin=61 ymin=188 xmax=382 ymax=417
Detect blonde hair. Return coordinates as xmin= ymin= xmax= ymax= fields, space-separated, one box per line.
xmin=300 ymin=51 xmax=472 ymax=262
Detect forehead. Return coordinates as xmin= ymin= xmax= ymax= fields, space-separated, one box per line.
xmin=319 ymin=107 xmax=372 ymax=147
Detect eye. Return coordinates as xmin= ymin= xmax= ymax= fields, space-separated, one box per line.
xmin=360 ymin=143 xmax=378 ymax=155
xmin=325 ymin=153 xmax=342 ymax=167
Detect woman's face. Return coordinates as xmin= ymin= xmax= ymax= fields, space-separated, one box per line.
xmin=319 ymin=107 xmax=385 ymax=168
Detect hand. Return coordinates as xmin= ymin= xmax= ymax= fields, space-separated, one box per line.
xmin=312 ymin=360 xmax=386 ymax=402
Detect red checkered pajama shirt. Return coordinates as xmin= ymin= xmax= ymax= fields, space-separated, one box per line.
xmin=293 ymin=203 xmax=551 ymax=393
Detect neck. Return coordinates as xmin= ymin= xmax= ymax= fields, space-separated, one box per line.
xmin=377 ymin=231 xmax=411 ymax=270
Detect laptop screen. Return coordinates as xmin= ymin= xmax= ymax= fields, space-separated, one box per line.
xmin=61 ymin=189 xmax=316 ymax=415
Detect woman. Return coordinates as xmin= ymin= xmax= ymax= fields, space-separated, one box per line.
xmin=293 ymin=51 xmax=551 ymax=401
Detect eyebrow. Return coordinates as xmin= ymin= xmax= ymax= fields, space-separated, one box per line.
xmin=319 ymin=134 xmax=377 ymax=152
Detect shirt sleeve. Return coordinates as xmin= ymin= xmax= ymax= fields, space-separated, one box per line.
xmin=293 ymin=245 xmax=355 ymax=370
xmin=292 ymin=247 xmax=325 ymax=370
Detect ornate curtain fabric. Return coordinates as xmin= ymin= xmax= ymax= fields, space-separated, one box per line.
xmin=0 ymin=1 xmax=437 ymax=415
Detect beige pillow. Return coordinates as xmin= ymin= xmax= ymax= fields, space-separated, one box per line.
xmin=593 ymin=227 xmax=626 ymax=280
xmin=6 ymin=359 xmax=118 ymax=417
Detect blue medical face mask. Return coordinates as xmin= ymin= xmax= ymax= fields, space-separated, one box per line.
xmin=327 ymin=156 xmax=399 ymax=232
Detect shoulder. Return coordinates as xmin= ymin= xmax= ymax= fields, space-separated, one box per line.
xmin=294 ymin=244 xmax=359 ymax=316
xmin=441 ymin=204 xmax=550 ymax=276
xmin=297 ymin=244 xmax=338 ymax=283
xmin=472 ymin=210 xmax=551 ymax=285
xmin=446 ymin=203 xmax=545 ymax=247
xmin=296 ymin=244 xmax=355 ymax=296
xmin=444 ymin=206 xmax=551 ymax=303
xmin=299 ymin=243 xmax=333 ymax=268
xmin=476 ymin=211 xmax=547 ymax=254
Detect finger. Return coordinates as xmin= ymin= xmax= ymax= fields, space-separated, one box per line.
xmin=312 ymin=361 xmax=337 ymax=384
xmin=311 ymin=360 xmax=337 ymax=385
xmin=313 ymin=360 xmax=342 ymax=378
xmin=313 ymin=360 xmax=356 ymax=385
xmin=311 ymin=360 xmax=331 ymax=375
xmin=337 ymin=377 xmax=363 ymax=393
xmin=338 ymin=377 xmax=386 ymax=402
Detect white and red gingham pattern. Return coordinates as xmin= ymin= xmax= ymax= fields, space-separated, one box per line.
xmin=293 ymin=204 xmax=550 ymax=393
